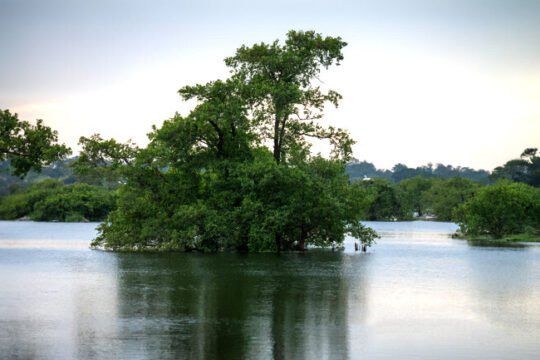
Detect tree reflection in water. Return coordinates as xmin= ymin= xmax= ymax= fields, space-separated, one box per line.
xmin=115 ymin=251 xmax=371 ymax=359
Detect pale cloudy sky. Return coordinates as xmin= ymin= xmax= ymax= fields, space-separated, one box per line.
xmin=1 ymin=0 xmax=539 ymax=170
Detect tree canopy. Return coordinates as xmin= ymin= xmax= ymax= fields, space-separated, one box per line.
xmin=91 ymin=31 xmax=377 ymax=252
xmin=70 ymin=134 xmax=137 ymax=189
xmin=491 ymin=148 xmax=540 ymax=187
xmin=454 ymin=181 xmax=538 ymax=239
xmin=224 ymin=30 xmax=353 ymax=164
xmin=0 ymin=109 xmax=71 ymax=177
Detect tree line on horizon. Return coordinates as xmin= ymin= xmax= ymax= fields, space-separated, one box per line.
xmin=0 ymin=157 xmax=494 ymax=197
xmin=347 ymin=159 xmax=491 ymax=184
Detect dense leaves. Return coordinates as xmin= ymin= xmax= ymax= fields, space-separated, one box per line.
xmin=355 ymin=179 xmax=403 ymax=221
xmin=0 ymin=179 xmax=116 ymax=222
xmin=93 ymin=31 xmax=376 ymax=252
xmin=454 ymin=181 xmax=539 ymax=238
xmin=491 ymin=148 xmax=540 ymax=187
xmin=423 ymin=178 xmax=479 ymax=221
xmin=398 ymin=176 xmax=432 ymax=217
xmin=70 ymin=134 xmax=137 ymax=189
xmin=225 ymin=30 xmax=353 ymax=164
xmin=0 ymin=109 xmax=71 ymax=177
xmin=350 ymin=177 xmax=482 ymax=221
xmin=93 ymin=145 xmax=366 ymax=251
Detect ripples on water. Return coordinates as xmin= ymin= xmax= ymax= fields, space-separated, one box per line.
xmin=0 ymin=220 xmax=539 ymax=359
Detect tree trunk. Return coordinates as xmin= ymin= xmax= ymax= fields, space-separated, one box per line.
xmin=273 ymin=141 xmax=280 ymax=164
xmin=275 ymin=233 xmax=281 ymax=252
xmin=274 ymin=114 xmax=281 ymax=164
xmin=273 ymin=112 xmax=288 ymax=164
xmin=297 ymin=226 xmax=307 ymax=251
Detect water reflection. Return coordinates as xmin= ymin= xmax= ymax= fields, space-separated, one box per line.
xmin=0 ymin=249 xmax=119 ymax=359
xmin=464 ymin=246 xmax=540 ymax=331
xmin=114 ymin=252 xmax=369 ymax=359
xmin=466 ymin=239 xmax=529 ymax=248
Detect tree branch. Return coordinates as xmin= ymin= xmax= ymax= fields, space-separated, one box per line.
xmin=0 ymin=150 xmax=30 ymax=158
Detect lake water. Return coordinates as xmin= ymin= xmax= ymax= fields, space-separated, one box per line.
xmin=0 ymin=220 xmax=539 ymax=359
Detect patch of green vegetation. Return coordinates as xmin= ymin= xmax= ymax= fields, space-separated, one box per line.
xmin=453 ymin=181 xmax=540 ymax=239
xmin=0 ymin=109 xmax=70 ymax=177
xmin=0 ymin=179 xmax=116 ymax=222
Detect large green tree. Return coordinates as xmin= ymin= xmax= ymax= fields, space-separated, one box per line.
xmin=92 ymin=31 xmax=378 ymax=252
xmin=225 ymin=30 xmax=353 ymax=164
xmin=0 ymin=109 xmax=71 ymax=177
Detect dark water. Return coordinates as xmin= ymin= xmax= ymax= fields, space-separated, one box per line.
xmin=0 ymin=221 xmax=539 ymax=359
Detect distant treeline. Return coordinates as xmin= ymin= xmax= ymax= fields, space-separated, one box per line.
xmin=0 ymin=156 xmax=119 ymax=197
xmin=0 ymin=159 xmax=77 ymax=196
xmin=0 ymin=157 xmax=491 ymax=196
xmin=346 ymin=159 xmax=491 ymax=184
xmin=348 ymin=148 xmax=540 ymax=239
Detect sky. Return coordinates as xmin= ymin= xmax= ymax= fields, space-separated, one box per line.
xmin=1 ymin=0 xmax=539 ymax=170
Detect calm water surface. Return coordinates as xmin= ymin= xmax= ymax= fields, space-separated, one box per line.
xmin=0 ymin=220 xmax=539 ymax=359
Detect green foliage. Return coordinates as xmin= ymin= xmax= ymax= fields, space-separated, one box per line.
xmin=0 ymin=179 xmax=62 ymax=220
xmin=348 ymin=176 xmax=481 ymax=222
xmin=345 ymin=159 xmax=490 ymax=184
xmin=0 ymin=158 xmax=77 ymax=196
xmin=347 ymin=222 xmax=380 ymax=247
xmin=225 ymin=30 xmax=353 ymax=164
xmin=422 ymin=177 xmax=480 ymax=221
xmin=454 ymin=181 xmax=538 ymax=239
xmin=354 ymin=179 xmax=403 ymax=221
xmin=491 ymin=147 xmax=540 ymax=187
xmin=0 ymin=109 xmax=71 ymax=177
xmin=94 ymin=148 xmax=368 ymax=251
xmin=92 ymin=31 xmax=378 ymax=252
xmin=70 ymin=134 xmax=137 ymax=189
xmin=398 ymin=176 xmax=433 ymax=217
xmin=0 ymin=179 xmax=116 ymax=222
xmin=31 ymin=183 xmax=116 ymax=222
